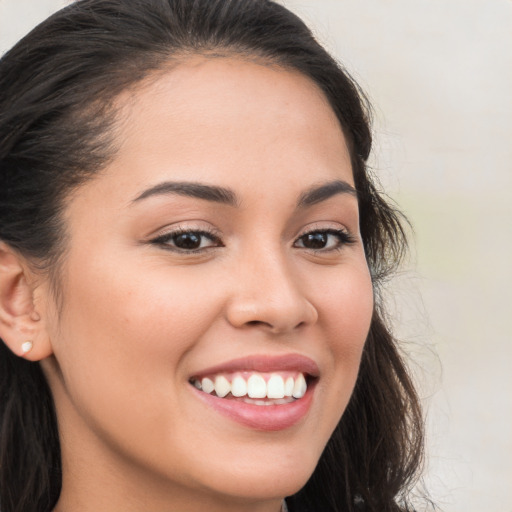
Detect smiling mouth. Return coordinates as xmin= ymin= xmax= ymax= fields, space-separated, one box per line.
xmin=190 ymin=371 xmax=310 ymax=405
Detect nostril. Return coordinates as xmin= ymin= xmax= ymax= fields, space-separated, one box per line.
xmin=245 ymin=319 xmax=294 ymax=333
xmin=246 ymin=320 xmax=270 ymax=327
xmin=244 ymin=319 xmax=306 ymax=332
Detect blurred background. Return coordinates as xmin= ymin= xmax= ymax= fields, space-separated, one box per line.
xmin=1 ymin=0 xmax=511 ymax=510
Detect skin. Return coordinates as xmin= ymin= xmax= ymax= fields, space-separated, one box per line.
xmin=5 ymin=57 xmax=374 ymax=511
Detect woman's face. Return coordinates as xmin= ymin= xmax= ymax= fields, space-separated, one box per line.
xmin=41 ymin=57 xmax=374 ymax=509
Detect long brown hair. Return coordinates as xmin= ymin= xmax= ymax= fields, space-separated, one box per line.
xmin=0 ymin=1 xmax=424 ymax=511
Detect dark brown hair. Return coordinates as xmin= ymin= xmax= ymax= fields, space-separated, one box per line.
xmin=0 ymin=1 xmax=424 ymax=511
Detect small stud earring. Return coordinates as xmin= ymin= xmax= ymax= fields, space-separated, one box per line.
xmin=21 ymin=341 xmax=33 ymax=355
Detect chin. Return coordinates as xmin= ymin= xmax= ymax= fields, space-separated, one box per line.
xmin=187 ymin=443 xmax=322 ymax=501
xmin=204 ymin=465 xmax=315 ymax=502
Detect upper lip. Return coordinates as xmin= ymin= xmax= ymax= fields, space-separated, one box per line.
xmin=190 ymin=354 xmax=320 ymax=379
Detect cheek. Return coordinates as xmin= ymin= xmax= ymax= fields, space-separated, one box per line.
xmin=59 ymin=255 xmax=220 ymax=348
xmin=316 ymin=260 xmax=373 ymax=342
xmin=49 ymin=257 xmax=224 ymax=413
xmin=312 ymin=260 xmax=374 ymax=394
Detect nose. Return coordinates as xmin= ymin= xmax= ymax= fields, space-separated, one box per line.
xmin=225 ymin=250 xmax=318 ymax=334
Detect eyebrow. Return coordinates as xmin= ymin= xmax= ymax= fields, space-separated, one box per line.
xmin=131 ymin=179 xmax=356 ymax=208
xmin=131 ymin=181 xmax=238 ymax=206
xmin=297 ymin=180 xmax=357 ymax=207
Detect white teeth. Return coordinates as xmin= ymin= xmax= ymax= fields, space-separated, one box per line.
xmin=231 ymin=375 xmax=248 ymax=397
xmin=247 ymin=374 xmax=267 ymax=398
xmin=214 ymin=375 xmax=231 ymax=398
xmin=194 ymin=372 xmax=309 ymax=401
xmin=201 ymin=377 xmax=215 ymax=394
xmin=284 ymin=377 xmax=294 ymax=397
xmin=267 ymin=374 xmax=285 ymax=399
xmin=292 ymin=373 xmax=307 ymax=399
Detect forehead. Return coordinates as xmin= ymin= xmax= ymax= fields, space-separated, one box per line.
xmin=110 ymin=56 xmax=351 ymax=183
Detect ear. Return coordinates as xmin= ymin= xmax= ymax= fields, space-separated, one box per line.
xmin=0 ymin=242 xmax=53 ymax=361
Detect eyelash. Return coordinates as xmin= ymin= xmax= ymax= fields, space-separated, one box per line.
xmin=150 ymin=227 xmax=355 ymax=254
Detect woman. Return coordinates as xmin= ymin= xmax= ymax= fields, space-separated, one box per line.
xmin=0 ymin=1 xmax=424 ymax=511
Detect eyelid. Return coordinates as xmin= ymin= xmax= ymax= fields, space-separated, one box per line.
xmin=295 ymin=221 xmax=355 ymax=239
xmin=146 ymin=220 xmax=221 ymax=240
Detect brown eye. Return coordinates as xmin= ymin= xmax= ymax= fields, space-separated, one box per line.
xmin=173 ymin=232 xmax=202 ymax=250
xmin=294 ymin=229 xmax=355 ymax=251
xmin=151 ymin=229 xmax=222 ymax=252
xmin=301 ymin=232 xmax=329 ymax=249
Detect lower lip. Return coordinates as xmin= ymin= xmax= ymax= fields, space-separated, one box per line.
xmin=191 ymin=381 xmax=316 ymax=431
